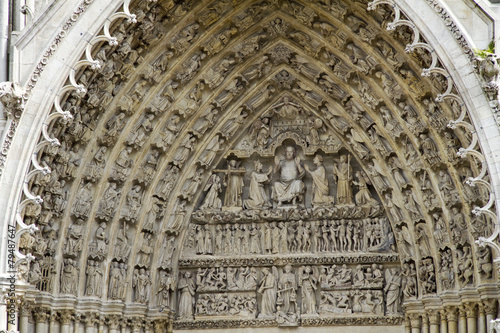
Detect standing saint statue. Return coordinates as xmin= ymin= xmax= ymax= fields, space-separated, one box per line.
xmin=178 ymin=272 xmax=196 ymax=320
xmin=244 ymin=160 xmax=272 ymax=209
xmin=272 ymin=146 xmax=305 ymax=207
xmin=333 ymin=154 xmax=353 ymax=205
xmin=277 ymin=264 xmax=297 ymax=315
xmin=304 ymin=155 xmax=335 ymax=207
xmin=258 ymin=267 xmax=278 ymax=318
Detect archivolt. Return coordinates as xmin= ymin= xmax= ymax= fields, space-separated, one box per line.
xmin=14 ymin=0 xmax=499 ymax=322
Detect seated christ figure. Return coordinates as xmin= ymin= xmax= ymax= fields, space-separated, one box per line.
xmin=272 ymin=145 xmax=305 ymax=207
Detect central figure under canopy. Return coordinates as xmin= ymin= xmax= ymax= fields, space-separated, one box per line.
xmin=272 ymin=145 xmax=305 ymax=207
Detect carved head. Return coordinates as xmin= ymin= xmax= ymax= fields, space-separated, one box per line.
xmin=285 ymin=146 xmax=296 ymax=160
xmin=313 ymin=154 xmax=323 ymax=165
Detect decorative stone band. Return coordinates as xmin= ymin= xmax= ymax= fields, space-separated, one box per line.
xmin=174 ymin=315 xmax=405 ymax=330
xmin=178 ymin=253 xmax=399 ymax=268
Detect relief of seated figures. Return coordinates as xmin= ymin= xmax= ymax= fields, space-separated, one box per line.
xmin=197 ymin=142 xmax=381 ymax=215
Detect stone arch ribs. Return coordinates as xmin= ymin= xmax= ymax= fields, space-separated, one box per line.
xmin=10 ymin=0 xmax=500 ymax=328
xmin=369 ymin=0 xmax=499 ymax=274
xmin=12 ymin=0 xmax=137 ymax=272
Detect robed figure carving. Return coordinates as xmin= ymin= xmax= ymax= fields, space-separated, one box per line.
xmin=258 ymin=266 xmax=278 ymax=318
xmin=213 ymin=159 xmax=245 ymax=210
xmin=277 ymin=264 xmax=297 ymax=314
xmin=244 ymin=160 xmax=272 ymax=209
xmin=333 ymin=154 xmax=353 ymax=205
xmin=272 ymin=146 xmax=305 ymax=207
xmin=305 ymin=155 xmax=335 ymax=207
xmin=178 ymin=272 xmax=196 ymax=320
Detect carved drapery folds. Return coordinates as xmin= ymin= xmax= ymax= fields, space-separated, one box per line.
xmin=14 ymin=0 xmax=499 ymax=331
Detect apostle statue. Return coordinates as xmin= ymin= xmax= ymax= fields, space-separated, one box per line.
xmin=272 ymin=146 xmax=305 ymax=207
xmin=304 ymin=154 xmax=335 ymax=207
xmin=244 ymin=160 xmax=272 ymax=209
xmin=333 ymin=154 xmax=353 ymax=205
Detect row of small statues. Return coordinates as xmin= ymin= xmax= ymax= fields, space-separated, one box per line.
xmin=199 ymin=148 xmax=378 ymax=210
xmin=185 ymin=217 xmax=393 ymax=256
xmin=177 ymin=264 xmax=403 ymax=320
xmin=191 ymin=203 xmax=382 ymax=223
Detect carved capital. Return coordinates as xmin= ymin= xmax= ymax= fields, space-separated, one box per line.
xmin=84 ymin=312 xmax=99 ymax=327
xmin=130 ymin=317 xmax=144 ymax=330
xmin=33 ymin=310 xmax=49 ymax=323
xmin=408 ymin=313 xmax=421 ymax=328
xmin=154 ymin=319 xmax=170 ymax=333
xmin=18 ymin=301 xmax=34 ymax=317
xmin=58 ymin=310 xmax=74 ymax=325
xmin=458 ymin=305 xmax=466 ymax=318
xmin=49 ymin=312 xmax=59 ymax=323
xmin=107 ymin=315 xmax=121 ymax=329
xmin=427 ymin=311 xmax=440 ymax=325
xmin=446 ymin=306 xmax=458 ymax=321
xmin=478 ymin=303 xmax=485 ymax=315
xmin=464 ymin=302 xmax=477 ymax=318
xmin=439 ymin=309 xmax=448 ymax=323
xmin=482 ymin=299 xmax=497 ymax=315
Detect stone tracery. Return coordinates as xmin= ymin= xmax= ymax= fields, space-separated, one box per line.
xmin=8 ymin=0 xmax=500 ymax=331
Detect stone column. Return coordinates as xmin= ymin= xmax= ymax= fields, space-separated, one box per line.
xmin=477 ymin=303 xmax=486 ymax=333
xmin=49 ymin=312 xmax=58 ymax=333
xmin=440 ymin=309 xmax=448 ymax=333
xmin=410 ymin=313 xmax=421 ymax=333
xmin=131 ymin=318 xmax=143 ymax=333
xmin=98 ymin=317 xmax=104 ymax=333
xmin=458 ymin=306 xmax=467 ymax=333
xmin=422 ymin=313 xmax=429 ymax=333
xmin=428 ymin=311 xmax=440 ymax=333
xmin=18 ymin=301 xmax=32 ymax=333
xmin=405 ymin=315 xmax=411 ymax=333
xmin=484 ymin=299 xmax=497 ymax=333
xmin=34 ymin=310 xmax=49 ymax=333
xmin=74 ymin=314 xmax=81 ymax=333
xmin=447 ymin=307 xmax=458 ymax=333
xmin=144 ymin=320 xmax=153 ymax=333
xmin=108 ymin=315 xmax=120 ymax=333
xmin=464 ymin=303 xmax=477 ymax=333
xmin=84 ymin=313 xmax=98 ymax=333
xmin=59 ymin=310 xmax=73 ymax=333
